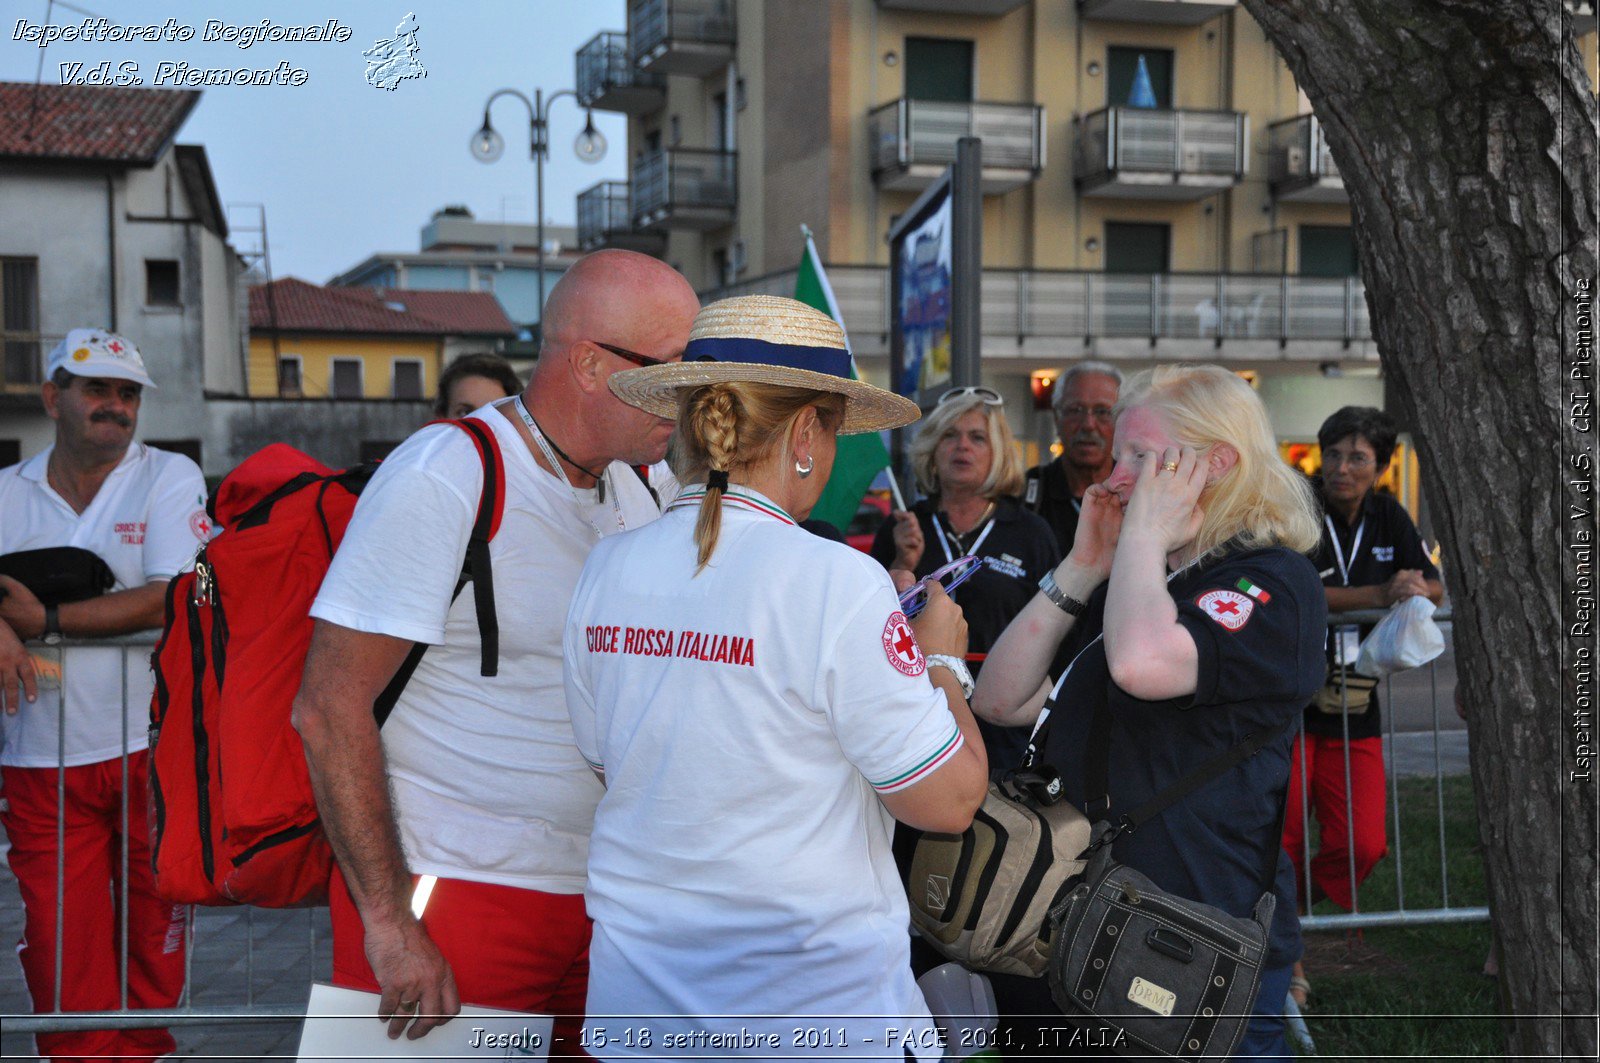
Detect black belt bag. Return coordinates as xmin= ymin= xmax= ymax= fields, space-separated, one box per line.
xmin=0 ymin=546 xmax=115 ymax=605
xmin=1045 ymin=705 xmax=1295 ymax=1060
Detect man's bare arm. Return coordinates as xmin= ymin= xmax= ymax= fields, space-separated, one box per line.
xmin=290 ymin=619 xmax=460 ymax=1039
xmin=0 ymin=575 xmax=166 ymax=638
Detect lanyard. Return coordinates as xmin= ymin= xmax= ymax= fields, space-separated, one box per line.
xmin=512 ymin=396 xmax=625 ymax=540
xmin=1325 ymin=515 xmax=1366 ymax=587
xmin=932 ymin=512 xmax=995 ymax=564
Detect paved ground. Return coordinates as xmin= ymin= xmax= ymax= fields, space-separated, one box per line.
xmin=0 ymin=647 xmax=1468 ymax=1060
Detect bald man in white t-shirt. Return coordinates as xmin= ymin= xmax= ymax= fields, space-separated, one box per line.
xmin=291 ymin=250 xmax=699 ymax=1053
xmin=0 ymin=330 xmax=207 ymax=1061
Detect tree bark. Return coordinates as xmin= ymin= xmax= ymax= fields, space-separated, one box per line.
xmin=1237 ymin=1 xmax=1598 ymax=1058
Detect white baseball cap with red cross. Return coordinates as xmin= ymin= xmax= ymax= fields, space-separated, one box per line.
xmin=46 ymin=328 xmax=158 ymax=389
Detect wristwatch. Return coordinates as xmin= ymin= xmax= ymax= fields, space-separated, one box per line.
xmin=1039 ymin=570 xmax=1088 ymax=617
xmin=41 ymin=603 xmax=63 ymax=646
xmin=925 ymin=653 xmax=975 ymax=699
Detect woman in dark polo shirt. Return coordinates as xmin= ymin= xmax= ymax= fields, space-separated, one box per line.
xmin=871 ymin=387 xmax=1060 ymax=771
xmin=974 ymin=365 xmax=1327 ymax=1058
xmin=1283 ymin=406 xmax=1443 ymax=1006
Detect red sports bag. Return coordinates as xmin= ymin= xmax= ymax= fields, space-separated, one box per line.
xmin=148 ymin=420 xmax=504 ymax=907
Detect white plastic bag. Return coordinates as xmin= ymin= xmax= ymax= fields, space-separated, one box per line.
xmin=1354 ymin=595 xmax=1445 ymax=678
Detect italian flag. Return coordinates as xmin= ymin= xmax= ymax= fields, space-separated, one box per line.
xmin=1235 ymin=578 xmax=1272 ymax=604
xmin=794 ymin=227 xmax=892 ymax=533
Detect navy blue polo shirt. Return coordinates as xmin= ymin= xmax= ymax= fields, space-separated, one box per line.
xmin=1307 ymin=487 xmax=1440 ymax=740
xmin=1036 ymin=545 xmax=1328 ymax=969
xmin=871 ymin=496 xmax=1061 ymax=769
xmin=1023 ymin=459 xmax=1085 ymax=557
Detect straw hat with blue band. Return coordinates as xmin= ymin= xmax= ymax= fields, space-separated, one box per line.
xmin=607 ymin=294 xmax=921 ymax=435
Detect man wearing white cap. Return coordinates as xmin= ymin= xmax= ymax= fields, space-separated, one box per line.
xmin=0 ymin=328 xmax=207 ymax=1062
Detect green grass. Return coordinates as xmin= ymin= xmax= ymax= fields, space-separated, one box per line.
xmin=1295 ymin=774 xmax=1504 ymax=1060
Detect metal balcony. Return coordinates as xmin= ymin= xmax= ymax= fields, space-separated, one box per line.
xmin=629 ymin=0 xmax=734 ymax=78
xmin=576 ymin=31 xmax=664 ymax=114
xmin=1074 ymin=106 xmax=1246 ymax=200
xmin=631 ymin=148 xmax=737 ymax=231
xmin=1268 ymin=114 xmax=1346 ymax=204
xmin=1078 ymin=0 xmax=1237 ymax=25
xmin=577 ymin=181 xmax=667 ymax=254
xmin=874 ymin=0 xmax=1029 ymax=14
xmin=869 ymin=98 xmax=1046 ymax=194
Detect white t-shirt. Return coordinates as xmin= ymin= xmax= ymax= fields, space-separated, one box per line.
xmin=563 ymin=485 xmax=962 ymax=1056
xmin=311 ymin=407 xmax=660 ymax=892
xmin=0 ymin=444 xmax=208 ymax=767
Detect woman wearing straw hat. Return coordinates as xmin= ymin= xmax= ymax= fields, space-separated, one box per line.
xmin=563 ymin=295 xmax=988 ymax=1057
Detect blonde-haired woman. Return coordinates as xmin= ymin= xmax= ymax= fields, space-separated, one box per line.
xmin=563 ymin=295 xmax=987 ymax=1058
xmin=974 ymin=364 xmax=1326 ymax=1058
xmin=871 ymin=388 xmax=1061 ymax=769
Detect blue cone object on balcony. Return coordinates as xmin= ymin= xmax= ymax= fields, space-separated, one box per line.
xmin=1129 ymin=54 xmax=1158 ymax=109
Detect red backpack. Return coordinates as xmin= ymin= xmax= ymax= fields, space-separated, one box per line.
xmin=148 ymin=419 xmax=504 ymax=907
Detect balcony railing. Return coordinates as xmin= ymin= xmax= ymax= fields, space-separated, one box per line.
xmin=630 ymin=0 xmax=734 ymax=77
xmin=1078 ymin=0 xmax=1237 ymax=25
xmin=631 ymin=148 xmax=737 ymax=231
xmin=576 ymin=31 xmax=664 ymax=114
xmin=1075 ymin=106 xmax=1246 ymax=199
xmin=869 ymin=98 xmax=1045 ymax=194
xmin=1268 ymin=114 xmax=1346 ymax=203
xmin=577 ymin=181 xmax=666 ymax=253
xmin=704 ymin=266 xmax=1370 ymax=351
xmin=875 ymin=0 xmax=1029 ymax=14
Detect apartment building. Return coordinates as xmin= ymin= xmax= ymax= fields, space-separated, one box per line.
xmin=571 ymin=0 xmax=1597 ymax=499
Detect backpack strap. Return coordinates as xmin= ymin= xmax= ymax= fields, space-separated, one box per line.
xmin=632 ymin=464 xmax=660 ymax=510
xmin=373 ymin=418 xmax=505 ymax=726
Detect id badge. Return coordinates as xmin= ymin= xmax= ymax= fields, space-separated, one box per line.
xmin=1333 ymin=625 xmax=1360 ymax=666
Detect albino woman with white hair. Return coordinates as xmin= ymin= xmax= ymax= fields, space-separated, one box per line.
xmin=871 ymin=387 xmax=1061 ymax=769
xmin=973 ymin=364 xmax=1327 ymax=1058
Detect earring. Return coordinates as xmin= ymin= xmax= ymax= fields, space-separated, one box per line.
xmin=795 ymin=455 xmax=815 ymax=479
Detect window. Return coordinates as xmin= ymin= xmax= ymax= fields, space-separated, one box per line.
xmin=1104 ymin=222 xmax=1170 ymax=273
xmin=1 ymin=257 xmax=41 ymax=386
xmin=0 ymin=440 xmax=19 ymax=468
xmin=392 ymin=359 xmax=423 ymax=400
xmin=145 ymin=259 xmax=180 ymax=306
xmin=330 ymin=358 xmax=363 ymax=399
xmin=277 ymin=355 xmax=303 ymax=398
xmin=147 ymin=439 xmax=202 ymax=465
xmin=1300 ymin=225 xmax=1360 ymax=278
xmin=711 ymin=93 xmax=729 ymax=151
xmin=1108 ymin=47 xmax=1174 ymax=110
xmin=905 ymin=37 xmax=974 ymax=103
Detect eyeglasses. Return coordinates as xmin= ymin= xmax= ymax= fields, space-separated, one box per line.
xmin=898 ymin=555 xmax=982 ymax=619
xmin=1322 ymin=450 xmax=1375 ymax=470
xmin=935 ymin=386 xmax=1004 ymax=408
xmin=1060 ymin=404 xmax=1115 ymax=423
xmin=592 ymin=341 xmax=666 ymax=369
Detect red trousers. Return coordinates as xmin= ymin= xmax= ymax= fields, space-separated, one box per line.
xmin=330 ymin=866 xmax=592 ymax=1057
xmin=1 ymin=753 xmax=188 ymax=1063
xmin=1281 ymin=732 xmax=1389 ymax=911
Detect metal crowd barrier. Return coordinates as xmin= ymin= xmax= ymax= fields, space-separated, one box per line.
xmin=2 ymin=634 xmax=322 ymax=1041
xmin=1297 ymin=607 xmax=1489 ymax=932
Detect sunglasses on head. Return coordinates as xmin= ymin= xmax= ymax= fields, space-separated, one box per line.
xmin=592 ymin=341 xmax=666 ymax=369
xmin=935 ymin=386 xmax=1004 ymax=408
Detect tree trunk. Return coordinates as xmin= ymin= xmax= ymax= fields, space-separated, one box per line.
xmin=1237 ymin=1 xmax=1598 ymax=1058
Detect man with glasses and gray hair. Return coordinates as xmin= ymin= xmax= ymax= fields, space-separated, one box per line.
xmin=1023 ymin=360 xmax=1123 ymax=554
xmin=292 ymin=249 xmax=699 ymax=1053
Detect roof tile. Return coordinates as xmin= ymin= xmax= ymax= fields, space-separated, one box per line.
xmin=0 ymin=81 xmax=199 ymax=164
xmin=249 ymin=278 xmax=518 ymax=336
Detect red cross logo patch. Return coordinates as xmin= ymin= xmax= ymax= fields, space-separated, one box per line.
xmin=881 ymin=611 xmax=925 ymax=676
xmin=188 ymin=509 xmax=212 ymax=540
xmin=1196 ymin=589 xmax=1253 ymax=631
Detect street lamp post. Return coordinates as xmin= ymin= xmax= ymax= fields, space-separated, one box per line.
xmin=471 ymin=88 xmax=607 ymax=343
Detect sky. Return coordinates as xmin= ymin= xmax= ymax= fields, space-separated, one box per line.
xmin=0 ymin=0 xmax=629 ymax=283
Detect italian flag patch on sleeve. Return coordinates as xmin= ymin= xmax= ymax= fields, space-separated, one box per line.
xmin=1235 ymin=578 xmax=1272 ymax=604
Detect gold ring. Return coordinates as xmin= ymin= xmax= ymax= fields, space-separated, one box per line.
xmin=1161 ymin=461 xmax=1180 ymax=472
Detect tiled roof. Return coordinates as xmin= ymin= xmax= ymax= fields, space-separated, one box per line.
xmin=0 ymin=81 xmax=199 ymax=164
xmin=249 ymin=278 xmax=518 ymax=336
